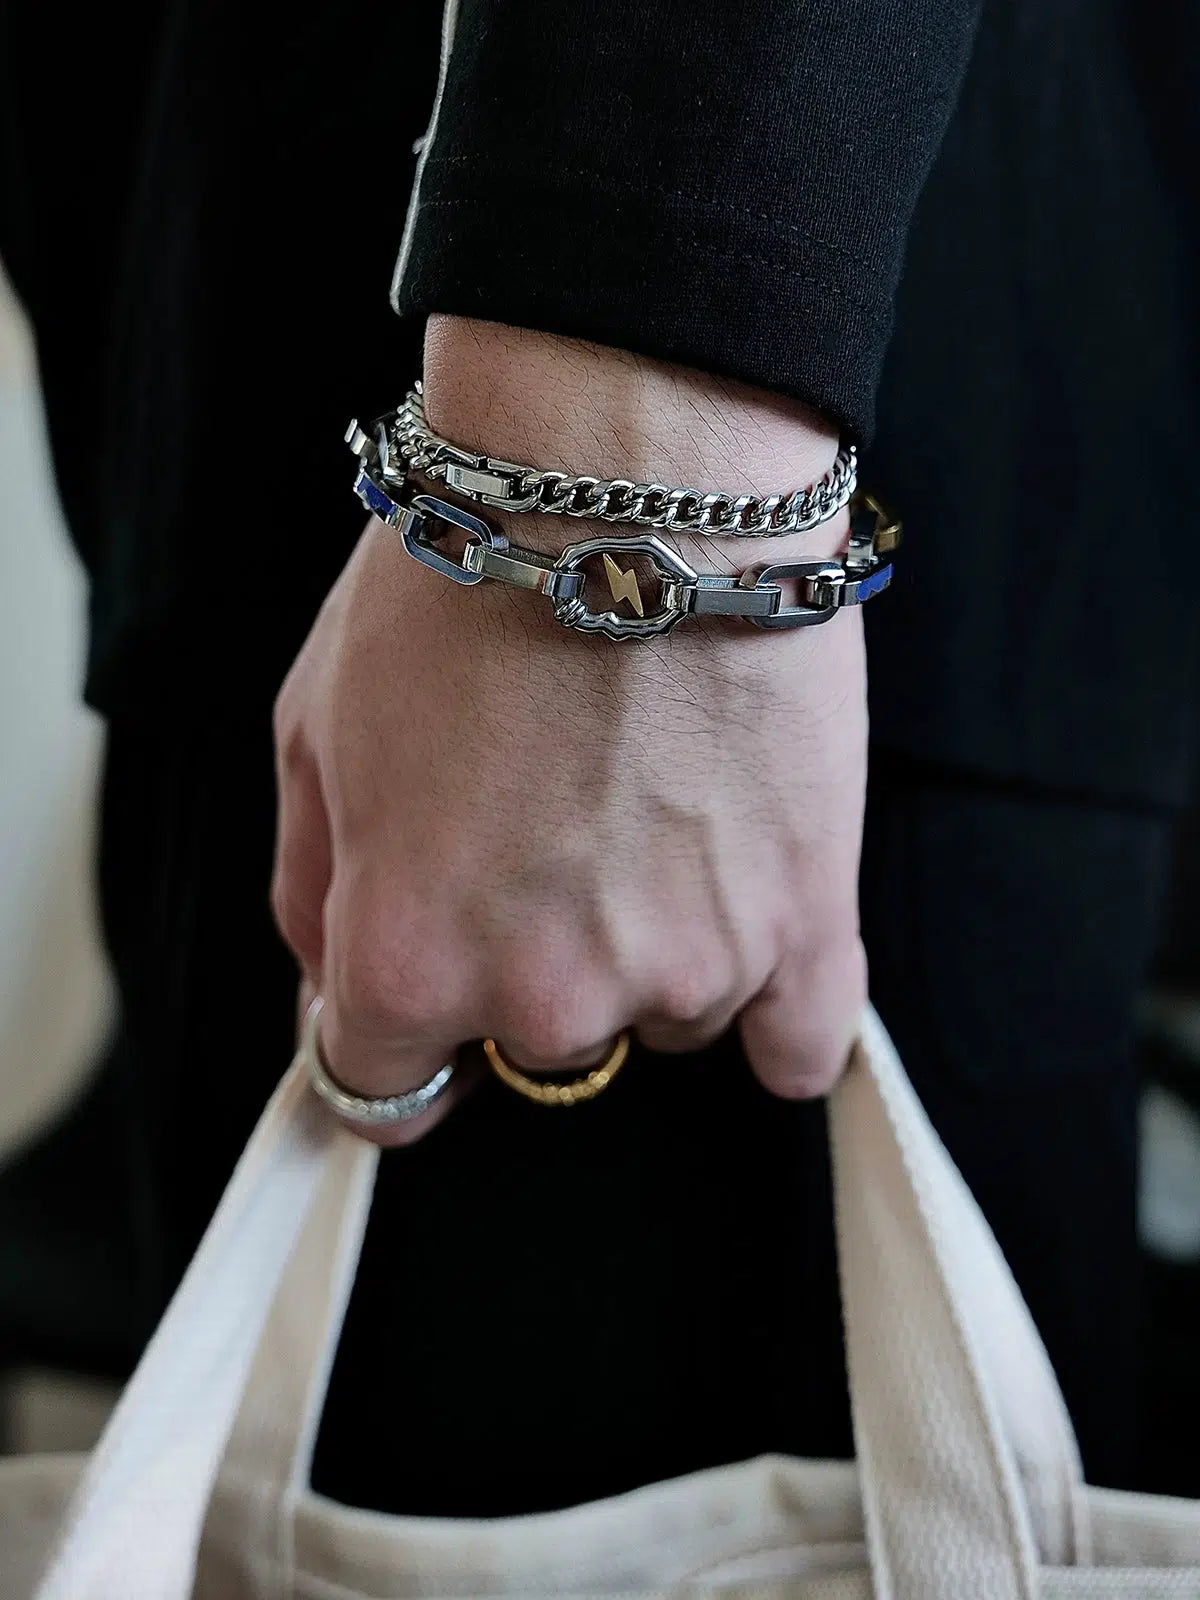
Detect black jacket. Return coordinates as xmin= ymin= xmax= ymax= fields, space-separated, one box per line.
xmin=2 ymin=0 xmax=1197 ymax=803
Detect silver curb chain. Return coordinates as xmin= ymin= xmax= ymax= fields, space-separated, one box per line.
xmin=387 ymin=384 xmax=857 ymax=538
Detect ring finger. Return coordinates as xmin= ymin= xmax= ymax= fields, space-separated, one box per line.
xmin=304 ymin=991 xmax=476 ymax=1147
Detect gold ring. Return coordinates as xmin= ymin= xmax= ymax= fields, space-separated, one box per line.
xmin=483 ymin=1031 xmax=630 ymax=1106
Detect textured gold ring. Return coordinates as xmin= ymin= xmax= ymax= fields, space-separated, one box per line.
xmin=483 ymin=1031 xmax=630 ymax=1107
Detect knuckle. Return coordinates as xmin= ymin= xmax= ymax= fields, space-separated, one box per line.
xmin=330 ymin=928 xmax=439 ymax=1041
xmin=332 ymin=963 xmax=402 ymax=1039
xmin=649 ymin=956 xmax=728 ymax=1025
xmin=497 ymin=974 xmax=612 ymax=1066
xmin=504 ymin=1010 xmax=598 ymax=1068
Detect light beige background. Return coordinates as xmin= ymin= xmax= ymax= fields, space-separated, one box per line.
xmin=0 ymin=267 xmax=117 ymax=1450
xmin=0 ymin=267 xmax=112 ymax=1163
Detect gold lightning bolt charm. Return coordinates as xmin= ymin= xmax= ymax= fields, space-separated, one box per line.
xmin=602 ymin=552 xmax=645 ymax=617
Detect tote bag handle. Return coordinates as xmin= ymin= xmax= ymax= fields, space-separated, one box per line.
xmin=832 ymin=1008 xmax=1089 ymax=1598
xmin=35 ymin=1008 xmax=1089 ymax=1600
xmin=34 ymin=1067 xmax=376 ymax=1600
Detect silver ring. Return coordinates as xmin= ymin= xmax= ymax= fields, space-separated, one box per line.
xmin=301 ymin=996 xmax=455 ymax=1127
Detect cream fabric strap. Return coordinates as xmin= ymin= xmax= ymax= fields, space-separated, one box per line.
xmin=33 ymin=1008 xmax=1089 ymax=1600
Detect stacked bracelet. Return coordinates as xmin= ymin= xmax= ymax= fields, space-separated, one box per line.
xmin=347 ymin=408 xmax=900 ymax=642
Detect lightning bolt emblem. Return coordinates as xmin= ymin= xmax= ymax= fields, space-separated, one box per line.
xmin=602 ymin=553 xmax=645 ymax=617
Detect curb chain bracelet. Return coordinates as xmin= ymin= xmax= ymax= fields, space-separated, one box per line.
xmin=392 ymin=384 xmax=857 ymax=538
xmin=347 ymin=412 xmax=901 ymax=642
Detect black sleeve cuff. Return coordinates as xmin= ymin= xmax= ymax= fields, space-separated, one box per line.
xmin=396 ymin=175 xmax=894 ymax=443
xmin=392 ymin=0 xmax=983 ymax=447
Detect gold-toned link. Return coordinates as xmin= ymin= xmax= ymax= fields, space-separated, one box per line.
xmin=602 ymin=553 xmax=645 ymax=617
xmin=483 ymin=1032 xmax=630 ymax=1106
xmin=854 ymin=489 xmax=903 ymax=554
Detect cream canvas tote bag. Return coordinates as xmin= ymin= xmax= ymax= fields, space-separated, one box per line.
xmin=5 ymin=1007 xmax=1200 ymax=1599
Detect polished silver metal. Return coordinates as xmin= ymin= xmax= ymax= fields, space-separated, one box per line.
xmin=663 ymin=574 xmax=780 ymax=619
xmin=356 ymin=467 xmax=588 ymax=602
xmin=347 ymin=428 xmax=898 ymax=638
xmin=403 ymin=491 xmax=502 ymax=586
xmin=302 ymin=996 xmax=455 ymax=1127
xmin=552 ymin=533 xmax=700 ymax=639
xmin=736 ymin=559 xmax=845 ymax=629
xmin=387 ymin=385 xmax=857 ymax=538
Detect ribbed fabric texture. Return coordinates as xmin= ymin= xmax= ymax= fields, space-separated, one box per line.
xmin=392 ymin=0 xmax=984 ymax=442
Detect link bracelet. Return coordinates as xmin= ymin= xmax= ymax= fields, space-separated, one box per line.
xmin=348 ymin=418 xmax=900 ymax=642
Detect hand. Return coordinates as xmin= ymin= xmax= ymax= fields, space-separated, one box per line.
xmin=271 ymin=319 xmax=868 ymax=1142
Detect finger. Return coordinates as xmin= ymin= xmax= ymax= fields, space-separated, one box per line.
xmin=313 ymin=996 xmax=474 ymax=1148
xmin=271 ymin=731 xmax=332 ymax=982
xmin=739 ymin=938 xmax=866 ymax=1099
xmin=636 ymin=996 xmax=742 ymax=1057
xmin=634 ymin=942 xmax=763 ymax=1057
xmin=484 ymin=964 xmax=629 ymax=1077
xmin=317 ymin=870 xmax=482 ymax=1144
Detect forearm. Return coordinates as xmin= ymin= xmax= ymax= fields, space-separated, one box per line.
xmin=425 ymin=316 xmax=840 ymax=490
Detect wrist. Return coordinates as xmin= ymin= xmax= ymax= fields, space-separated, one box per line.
xmin=421 ymin=316 xmax=848 ymax=569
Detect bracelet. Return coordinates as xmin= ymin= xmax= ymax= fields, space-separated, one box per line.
xmin=381 ymin=384 xmax=857 ymax=538
xmin=348 ymin=420 xmax=899 ymax=641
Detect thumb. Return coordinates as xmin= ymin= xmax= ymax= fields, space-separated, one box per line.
xmin=739 ymin=939 xmax=866 ymax=1100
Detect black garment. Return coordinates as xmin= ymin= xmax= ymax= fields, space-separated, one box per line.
xmin=77 ymin=720 xmax=1165 ymax=1507
xmin=393 ymin=0 xmax=984 ymax=444
xmin=0 ymin=0 xmax=441 ymax=721
xmin=865 ymin=0 xmax=1200 ymax=807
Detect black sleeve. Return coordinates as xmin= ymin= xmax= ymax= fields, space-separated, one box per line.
xmin=391 ymin=0 xmax=983 ymax=444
